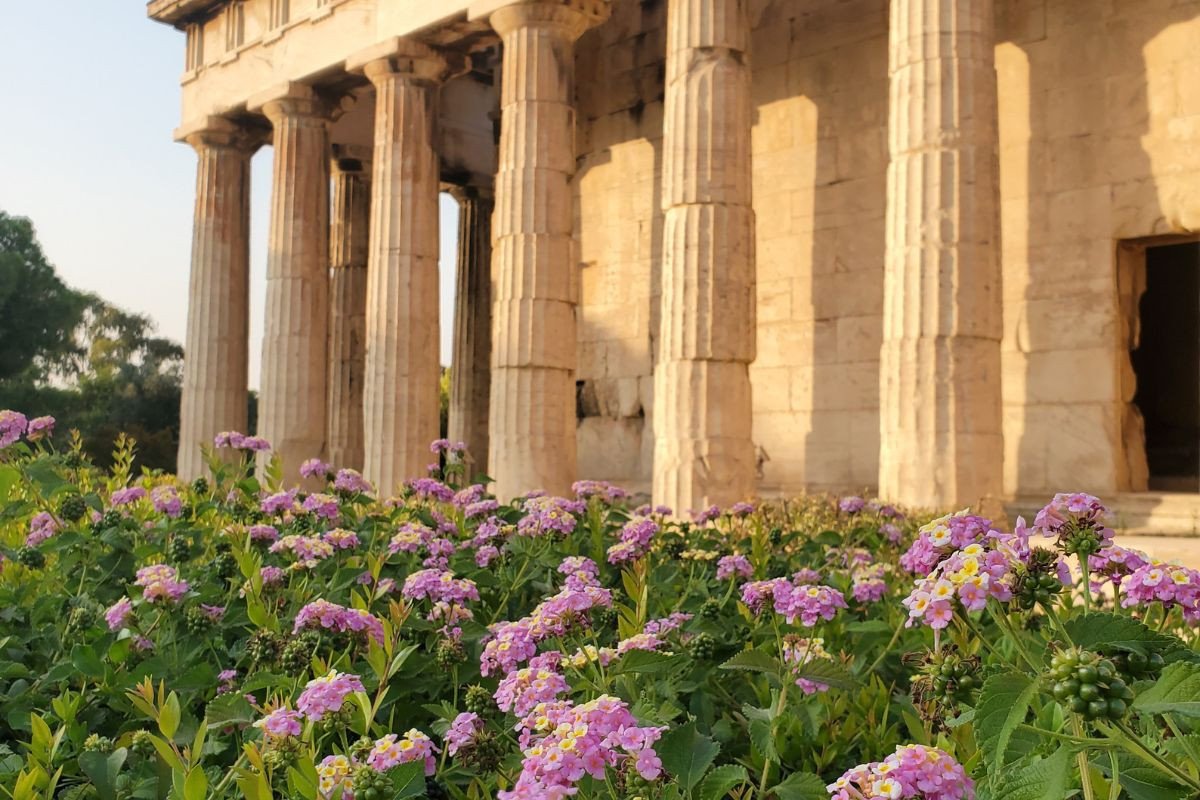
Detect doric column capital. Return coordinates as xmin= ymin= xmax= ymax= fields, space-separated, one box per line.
xmin=175 ymin=116 xmax=266 ymax=154
xmin=447 ymin=184 xmax=495 ymax=205
xmin=488 ymin=0 xmax=610 ymax=41
xmin=249 ymin=81 xmax=338 ymax=125
xmin=347 ymin=37 xmax=456 ymax=86
xmin=332 ymin=143 xmax=372 ymax=175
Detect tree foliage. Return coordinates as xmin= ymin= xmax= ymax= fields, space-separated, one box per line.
xmin=0 ymin=210 xmax=183 ymax=470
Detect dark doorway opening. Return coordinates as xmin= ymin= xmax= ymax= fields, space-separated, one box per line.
xmin=1132 ymin=241 xmax=1200 ymax=491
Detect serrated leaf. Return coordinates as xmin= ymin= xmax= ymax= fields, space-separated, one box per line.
xmin=1134 ymin=662 xmax=1200 ymax=718
xmin=975 ymin=671 xmax=1040 ymax=773
xmin=658 ymin=721 xmax=721 ymax=793
xmin=770 ymin=771 xmax=827 ymax=800
xmin=1064 ymin=613 xmax=1178 ymax=657
xmin=1162 ymin=733 xmax=1200 ymax=765
xmin=390 ymin=760 xmax=426 ymax=799
xmin=1113 ymin=754 xmax=1192 ymax=800
xmin=612 ymin=650 xmax=685 ymax=675
xmin=720 ymin=649 xmax=784 ymax=678
xmin=789 ymin=658 xmax=858 ymax=691
xmin=699 ymin=764 xmax=748 ymax=800
xmin=749 ymin=718 xmax=778 ymax=763
xmin=991 ymin=746 xmax=1071 ymax=800
xmin=205 ymin=693 xmax=256 ymax=727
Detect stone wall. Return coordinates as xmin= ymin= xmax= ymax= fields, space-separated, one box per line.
xmin=572 ymin=0 xmax=1200 ymax=498
xmin=996 ymin=0 xmax=1200 ymax=498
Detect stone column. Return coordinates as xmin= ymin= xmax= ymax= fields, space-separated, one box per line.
xmin=879 ymin=0 xmax=1003 ymax=509
xmin=251 ymin=83 xmax=333 ymax=478
xmin=652 ymin=0 xmax=757 ymax=513
xmin=348 ymin=41 xmax=448 ymax=495
xmin=176 ymin=117 xmax=256 ymax=480
xmin=449 ymin=186 xmax=494 ymax=474
xmin=487 ymin=1 xmax=607 ymax=500
xmin=326 ymin=155 xmax=371 ymax=471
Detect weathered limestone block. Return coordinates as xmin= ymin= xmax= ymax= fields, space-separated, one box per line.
xmin=486 ymin=1 xmax=609 ymax=500
xmin=326 ymin=156 xmax=370 ymax=471
xmin=654 ymin=0 xmax=757 ymax=513
xmin=878 ymin=0 xmax=1004 ymax=510
xmin=251 ymin=83 xmax=334 ymax=480
xmin=449 ymin=186 xmax=493 ymax=475
xmin=176 ymin=117 xmax=257 ymax=480
xmin=349 ymin=40 xmax=449 ymax=495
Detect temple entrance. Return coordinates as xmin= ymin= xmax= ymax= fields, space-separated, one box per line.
xmin=1131 ymin=240 xmax=1200 ymax=491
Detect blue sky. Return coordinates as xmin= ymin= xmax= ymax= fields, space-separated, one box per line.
xmin=0 ymin=1 xmax=460 ymax=386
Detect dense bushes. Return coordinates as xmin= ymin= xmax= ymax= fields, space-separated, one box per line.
xmin=0 ymin=414 xmax=1198 ymax=800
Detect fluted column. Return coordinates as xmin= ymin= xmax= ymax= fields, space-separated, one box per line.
xmin=487 ymin=1 xmax=608 ymax=500
xmin=252 ymin=83 xmax=333 ymax=477
xmin=176 ymin=118 xmax=257 ymax=479
xmin=449 ymin=186 xmax=494 ymax=474
xmin=326 ymin=155 xmax=371 ymax=471
xmin=879 ymin=0 xmax=1003 ymax=508
xmin=653 ymin=0 xmax=757 ymax=512
xmin=349 ymin=41 xmax=448 ymax=495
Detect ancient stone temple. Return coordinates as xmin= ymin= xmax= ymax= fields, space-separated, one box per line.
xmin=153 ymin=0 xmax=1200 ymax=532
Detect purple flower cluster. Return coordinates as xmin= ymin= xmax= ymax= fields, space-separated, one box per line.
xmin=296 ymin=670 xmax=365 ymax=721
xmin=828 ymin=744 xmax=974 ymax=800
xmin=444 ymin=712 xmax=484 ymax=757
xmin=26 ymin=415 xmax=54 ymax=441
xmin=900 ymin=512 xmax=995 ymax=575
xmin=692 ymin=505 xmax=721 ymax=525
xmin=105 ymin=597 xmax=133 ymax=631
xmin=388 ymin=521 xmax=436 ymax=554
xmin=214 ymin=431 xmax=271 ymax=451
xmin=408 ymin=477 xmax=455 ymax=503
xmin=255 ymin=707 xmax=302 ymax=739
xmin=111 ymin=486 xmax=147 ymax=507
xmin=481 ymin=576 xmax=613 ymax=676
xmin=302 ymin=493 xmax=340 ymax=520
xmin=300 ymin=458 xmax=331 ymax=479
xmin=1121 ymin=562 xmax=1200 ymax=624
xmin=270 ymin=534 xmax=335 ymax=568
xmin=741 ymin=578 xmax=848 ymax=626
xmin=151 ymin=486 xmax=183 ymax=517
xmin=517 ymin=496 xmax=583 ymax=537
xmin=839 ymin=495 xmax=866 ymax=513
xmin=571 ymin=480 xmax=629 ymax=503
xmin=0 ymin=410 xmax=28 ymax=447
xmin=606 ymin=517 xmax=658 ymax=564
xmin=366 ymin=730 xmax=437 ymax=775
xmin=1089 ymin=544 xmax=1150 ymax=588
xmin=261 ymin=489 xmax=299 ymax=515
xmin=852 ymin=564 xmax=889 ymax=603
xmin=135 ymin=564 xmax=189 ymax=604
xmin=333 ymin=468 xmax=372 ymax=494
xmin=1033 ymin=492 xmax=1111 ymax=537
xmin=495 ymin=653 xmax=572 ymax=715
xmin=293 ymin=599 xmax=385 ymax=645
xmin=717 ymin=554 xmax=754 ymax=581
xmin=401 ymin=569 xmax=480 ymax=606
xmin=25 ymin=512 xmax=59 ymax=547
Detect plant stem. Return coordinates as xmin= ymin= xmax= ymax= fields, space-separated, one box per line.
xmin=1102 ymin=720 xmax=1200 ymax=792
xmin=1107 ymin=748 xmax=1121 ymax=800
xmin=1072 ymin=715 xmax=1096 ymax=800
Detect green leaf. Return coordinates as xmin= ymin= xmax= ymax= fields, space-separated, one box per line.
xmin=1113 ymin=755 xmax=1192 ymax=800
xmin=990 ymin=746 xmax=1071 ymax=800
xmin=699 ymin=764 xmax=748 ymax=800
xmin=789 ymin=658 xmax=857 ymax=691
xmin=770 ymin=771 xmax=827 ymax=800
xmin=844 ymin=620 xmax=892 ymax=634
xmin=975 ymin=671 xmax=1040 ymax=773
xmin=390 ymin=760 xmax=426 ymax=799
xmin=1133 ymin=662 xmax=1200 ymax=718
xmin=658 ymin=720 xmax=721 ymax=794
xmin=78 ymin=748 xmax=126 ymax=800
xmin=612 ymin=650 xmax=685 ymax=675
xmin=0 ymin=465 xmax=19 ymax=501
xmin=159 ymin=692 xmax=181 ymax=739
xmin=1162 ymin=733 xmax=1200 ymax=765
xmin=183 ymin=766 xmax=207 ymax=800
xmin=1064 ymin=613 xmax=1179 ymax=657
xmin=720 ymin=649 xmax=784 ymax=678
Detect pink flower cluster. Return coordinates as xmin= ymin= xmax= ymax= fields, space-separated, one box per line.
xmin=782 ymin=636 xmax=835 ymax=695
xmin=500 ymin=693 xmax=665 ymax=799
xmin=852 ymin=565 xmax=889 ymax=603
xmin=445 ymin=712 xmax=484 ymax=757
xmin=151 ymin=486 xmax=183 ymax=517
xmin=572 ymin=480 xmax=629 ymax=503
xmin=481 ymin=578 xmax=613 ymax=676
xmin=0 ymin=410 xmax=28 ymax=447
xmin=296 ymin=670 xmax=365 ymax=721
xmin=717 ymin=554 xmax=753 ymax=581
xmin=302 ymin=493 xmax=340 ymax=520
xmin=839 ymin=496 xmax=866 ymax=513
xmin=293 ymin=599 xmax=385 ymax=645
xmin=692 ymin=505 xmax=721 ymax=525
xmin=25 ymin=512 xmax=59 ymax=547
xmin=135 ymin=564 xmax=189 ymax=604
xmin=261 ymin=489 xmax=299 ymax=515
xmin=214 ymin=431 xmax=271 ymax=451
xmin=323 ymin=528 xmax=360 ymax=550
xmin=741 ymin=578 xmax=848 ymax=626
xmin=827 ymin=744 xmax=974 ymax=800
xmin=365 ymin=730 xmax=437 ymax=775
xmin=1089 ymin=545 xmax=1151 ymax=588
xmin=1121 ymin=562 xmax=1200 ymax=624
xmin=111 ymin=486 xmax=147 ymax=507
xmin=606 ymin=517 xmax=658 ymax=564
xmin=388 ymin=521 xmax=436 ymax=554
xmin=270 ymin=534 xmax=335 ymax=568
xmin=300 ymin=458 xmax=331 ymax=479
xmin=517 ymin=496 xmax=583 ymax=537
xmin=408 ymin=477 xmax=455 ymax=503
xmin=900 ymin=512 xmax=996 ymax=575
xmin=401 ymin=569 xmax=480 ymax=606
xmin=1033 ymin=492 xmax=1111 ymax=537
xmin=333 ymin=468 xmax=372 ymax=494
xmin=105 ymin=597 xmax=133 ymax=631
xmin=495 ymin=653 xmax=572 ymax=715
xmin=255 ymin=707 xmax=303 ymax=739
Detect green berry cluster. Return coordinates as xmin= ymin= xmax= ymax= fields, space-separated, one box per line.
xmin=1048 ymin=649 xmax=1134 ymax=722
xmin=1011 ymin=548 xmax=1063 ymax=610
xmin=130 ymin=730 xmax=156 ymax=758
xmin=1057 ymin=523 xmax=1105 ymax=558
xmin=15 ymin=547 xmax=45 ymax=569
xmin=184 ymin=607 xmax=213 ymax=635
xmin=82 ymin=734 xmax=115 ymax=753
xmin=1111 ymin=650 xmax=1166 ymax=682
xmin=191 ymin=477 xmax=209 ymax=496
xmin=699 ymin=598 xmax=722 ymax=620
xmin=464 ymin=684 xmax=495 ymax=716
xmin=280 ymin=631 xmax=320 ymax=675
xmin=351 ymin=766 xmax=392 ymax=800
xmin=58 ymin=494 xmax=87 ymax=522
xmin=166 ymin=536 xmax=191 ymax=563
xmin=435 ymin=638 xmax=467 ymax=670
xmin=247 ymin=629 xmax=284 ymax=667
xmin=686 ymin=633 xmax=717 ymax=661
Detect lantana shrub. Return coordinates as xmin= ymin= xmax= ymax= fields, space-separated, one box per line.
xmin=0 ymin=413 xmax=1199 ymax=800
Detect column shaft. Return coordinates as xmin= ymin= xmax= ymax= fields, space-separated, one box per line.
xmin=326 ymin=158 xmax=371 ymax=470
xmin=487 ymin=2 xmax=605 ymax=499
xmin=256 ymin=86 xmax=332 ymax=478
xmin=177 ymin=121 xmax=253 ymax=479
xmin=653 ymin=0 xmax=757 ymax=512
xmin=449 ymin=188 xmax=494 ymax=474
xmin=879 ymin=0 xmax=1003 ymax=508
xmin=360 ymin=49 xmax=446 ymax=494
